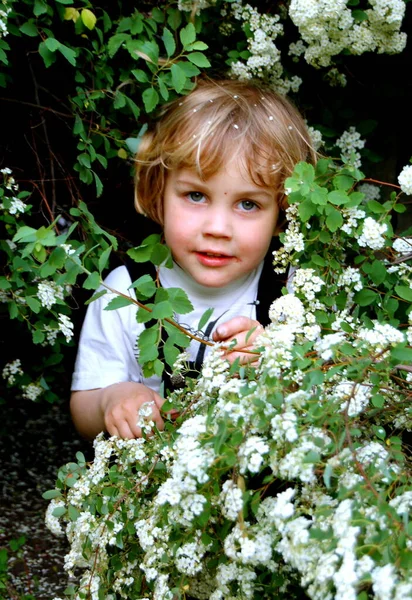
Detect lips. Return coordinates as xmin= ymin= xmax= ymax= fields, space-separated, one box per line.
xmin=195 ymin=250 xmax=235 ymax=267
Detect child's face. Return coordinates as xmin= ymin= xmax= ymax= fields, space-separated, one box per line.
xmin=163 ymin=159 xmax=279 ymax=288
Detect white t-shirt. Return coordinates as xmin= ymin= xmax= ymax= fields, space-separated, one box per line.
xmin=71 ymin=261 xmax=263 ymax=393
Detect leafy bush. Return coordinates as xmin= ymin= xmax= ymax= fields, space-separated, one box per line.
xmin=1 ymin=1 xmax=412 ymax=598
xmin=42 ymin=158 xmax=412 ymax=599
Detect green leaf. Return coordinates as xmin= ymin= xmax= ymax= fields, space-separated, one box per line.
xmin=334 ymin=175 xmax=354 ymax=191
xmin=167 ymin=8 xmax=182 ymax=31
xmin=98 ymin=246 xmax=112 ymax=274
xmin=113 ymin=91 xmax=126 ymax=109
xmin=198 ymin=307 xmax=214 ymax=331
xmin=171 ymin=62 xmax=187 ymax=93
xmin=186 ymin=52 xmax=211 ymax=67
xmin=152 ymin=300 xmax=174 ymax=319
xmin=369 ymin=260 xmax=387 ymax=286
xmin=158 ymin=76 xmax=169 ymax=101
xmin=328 ymin=190 xmax=350 ymax=206
xmin=163 ymin=340 xmax=180 ymax=368
xmin=138 ymin=325 xmax=160 ymax=361
xmin=20 ymin=21 xmax=38 ymax=37
xmin=142 ymin=87 xmax=159 ymax=113
xmin=130 ymin=274 xmax=156 ymax=299
xmin=151 ymin=7 xmax=165 ymax=23
xmin=395 ymin=285 xmax=412 ymax=302
xmin=104 ymin=295 xmax=135 ymax=311
xmin=371 ymin=394 xmax=385 ymax=408
xmin=298 ymin=199 xmax=316 ymax=222
xmin=52 ymin=506 xmax=66 ymax=518
xmin=150 ymin=243 xmax=170 ymax=266
xmin=83 ymin=271 xmax=101 ymax=290
xmin=13 ymin=225 xmax=38 ymax=242
xmin=180 ymin=23 xmax=196 ymax=48
xmin=127 ymin=245 xmax=152 ymax=263
xmin=352 ymin=9 xmax=368 ymax=21
xmin=93 ymin=171 xmax=103 ymax=197
xmin=325 ymin=207 xmax=343 ymax=232
xmin=42 ymin=489 xmax=62 ymax=500
xmin=45 ymin=38 xmax=60 ymax=52
xmin=392 ymin=346 xmax=412 ymax=363
xmin=81 ymin=8 xmax=97 ymax=30
xmin=38 ymin=42 xmax=56 ymax=68
xmin=85 ymin=289 xmax=107 ymax=305
xmin=107 ymin=33 xmax=129 ymax=58
xmin=34 ymin=0 xmax=48 ymax=16
xmin=367 ymin=200 xmax=386 ymax=214
xmin=167 ymin=287 xmax=194 ymax=314
xmin=178 ymin=61 xmax=200 ymax=77
xmin=186 ymin=41 xmax=208 ymax=51
xmin=0 ymin=277 xmax=11 ymax=290
xmin=354 ymin=289 xmax=379 ymax=306
xmin=162 ymin=27 xmax=176 ymax=57
xmin=131 ymin=69 xmax=149 ymax=83
xmin=26 ymin=297 xmax=41 ymax=313
xmin=310 ymin=187 xmax=328 ymax=205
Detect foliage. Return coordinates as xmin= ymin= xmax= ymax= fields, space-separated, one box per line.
xmin=0 ymin=535 xmax=36 ymax=600
xmin=1 ymin=1 xmax=412 ymax=599
xmin=43 ymin=160 xmax=412 ymax=599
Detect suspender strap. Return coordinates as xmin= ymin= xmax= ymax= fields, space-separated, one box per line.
xmin=255 ymin=237 xmax=285 ymax=327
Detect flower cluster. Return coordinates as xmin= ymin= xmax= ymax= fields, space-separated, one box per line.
xmin=289 ymin=0 xmax=406 ymax=70
xmin=227 ymin=2 xmax=302 ymax=95
xmin=0 ymin=0 xmax=11 ymax=39
xmin=335 ymin=126 xmax=365 ymax=168
xmin=37 ymin=281 xmax=65 ymax=310
xmin=398 ymin=164 xmax=412 ymax=196
xmin=2 ymin=358 xmax=23 ymax=385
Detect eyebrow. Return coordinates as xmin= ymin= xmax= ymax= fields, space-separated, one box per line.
xmin=174 ymin=179 xmax=274 ymax=200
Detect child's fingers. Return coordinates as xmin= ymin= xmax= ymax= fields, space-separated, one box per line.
xmin=105 ymin=392 xmax=165 ymax=439
xmin=213 ymin=316 xmax=260 ymax=342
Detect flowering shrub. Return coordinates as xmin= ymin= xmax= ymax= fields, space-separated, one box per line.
xmin=45 ymin=159 xmax=412 ymax=599
xmin=1 ymin=1 xmax=411 ymax=596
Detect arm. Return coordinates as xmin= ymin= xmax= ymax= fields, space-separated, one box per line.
xmin=70 ymin=381 xmax=165 ymax=440
xmin=212 ymin=316 xmax=264 ymax=365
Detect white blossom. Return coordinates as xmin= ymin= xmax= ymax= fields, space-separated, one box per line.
xmin=398 ymin=164 xmax=412 ymax=195
xmin=357 ymin=216 xmax=387 ymax=250
xmin=2 ymin=358 xmax=23 ymax=385
xmin=37 ymin=281 xmax=65 ymax=309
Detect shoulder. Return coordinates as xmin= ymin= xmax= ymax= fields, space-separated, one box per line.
xmin=103 ymin=265 xmax=133 ymax=290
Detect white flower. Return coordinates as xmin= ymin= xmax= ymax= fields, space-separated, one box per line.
xmin=358 ymin=183 xmax=381 ymax=201
xmin=37 ymin=281 xmax=65 ymax=309
xmin=219 ymin=480 xmax=244 ymax=521
xmin=2 ymin=358 xmax=23 ymax=385
xmin=136 ymin=400 xmax=155 ymax=434
xmin=8 ymin=198 xmax=27 ymax=215
xmin=371 ymin=564 xmax=397 ymax=600
xmin=398 ymin=164 xmax=412 ymax=195
xmin=22 ymin=382 xmax=43 ymax=400
xmin=238 ymin=435 xmax=269 ymax=474
xmin=336 ymin=127 xmax=365 ymax=168
xmin=45 ymin=499 xmax=65 ymax=536
xmin=58 ymin=314 xmax=74 ymax=342
xmin=393 ymin=237 xmax=412 ymax=255
xmin=357 ymin=216 xmax=387 ymax=250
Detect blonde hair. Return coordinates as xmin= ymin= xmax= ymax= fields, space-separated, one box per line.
xmin=134 ymin=79 xmax=316 ymax=225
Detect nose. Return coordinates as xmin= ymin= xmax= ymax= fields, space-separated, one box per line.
xmin=201 ymin=204 xmax=232 ymax=238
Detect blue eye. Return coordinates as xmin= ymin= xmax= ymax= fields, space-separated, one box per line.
xmin=239 ymin=200 xmax=257 ymax=211
xmin=188 ymin=191 xmax=205 ymax=203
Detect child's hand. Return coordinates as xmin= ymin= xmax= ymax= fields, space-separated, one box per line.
xmin=100 ymin=382 xmax=165 ymax=439
xmin=212 ymin=316 xmax=263 ymax=365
